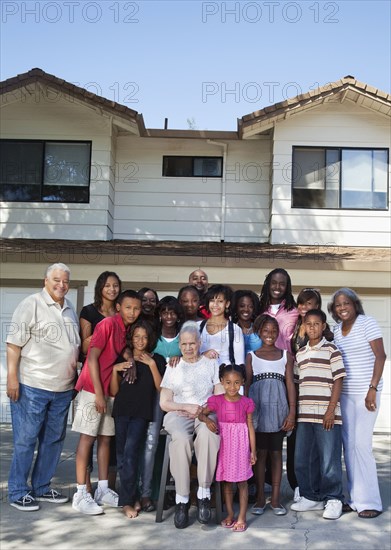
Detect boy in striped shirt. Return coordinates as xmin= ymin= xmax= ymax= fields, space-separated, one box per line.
xmin=291 ymin=309 xmax=346 ymax=520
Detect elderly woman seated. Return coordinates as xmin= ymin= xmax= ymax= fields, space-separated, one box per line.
xmin=160 ymin=321 xmax=222 ymax=529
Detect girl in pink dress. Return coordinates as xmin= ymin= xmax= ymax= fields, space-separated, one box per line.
xmin=199 ymin=364 xmax=256 ymax=532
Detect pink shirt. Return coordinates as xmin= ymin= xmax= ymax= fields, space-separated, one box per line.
xmin=262 ymin=300 xmax=299 ymax=351
xmin=75 ymin=313 xmax=128 ymax=396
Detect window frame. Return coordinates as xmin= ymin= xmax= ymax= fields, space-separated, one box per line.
xmin=162 ymin=155 xmax=223 ymax=178
xmin=0 ymin=139 xmax=92 ymax=203
xmin=291 ymin=145 xmax=389 ymax=211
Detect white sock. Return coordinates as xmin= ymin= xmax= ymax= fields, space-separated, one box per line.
xmin=98 ymin=480 xmax=108 ymax=491
xmin=197 ymin=487 xmax=210 ymax=500
xmin=77 ymin=484 xmax=86 ymax=493
xmin=175 ymin=494 xmax=189 ymax=504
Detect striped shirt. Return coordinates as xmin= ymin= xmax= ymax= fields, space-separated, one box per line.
xmin=296 ymin=338 xmax=346 ymax=424
xmin=333 ymin=315 xmax=383 ymax=395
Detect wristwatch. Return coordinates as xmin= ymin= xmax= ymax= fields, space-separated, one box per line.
xmin=369 ymin=384 xmax=378 ymax=391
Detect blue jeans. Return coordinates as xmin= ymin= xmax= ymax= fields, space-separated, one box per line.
xmin=295 ymin=422 xmax=343 ymax=502
xmin=139 ymin=396 xmax=164 ymax=498
xmin=115 ymin=416 xmax=148 ymax=507
xmin=8 ymin=383 xmax=73 ymax=501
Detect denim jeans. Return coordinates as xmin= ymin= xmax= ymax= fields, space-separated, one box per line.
xmin=8 ymin=383 xmax=73 ymax=501
xmin=139 ymin=396 xmax=164 ymax=498
xmin=295 ymin=421 xmax=343 ymax=502
xmin=115 ymin=416 xmax=148 ymax=507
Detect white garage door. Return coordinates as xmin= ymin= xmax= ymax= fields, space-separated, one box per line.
xmin=0 ymin=286 xmax=78 ymax=423
xmin=359 ymin=295 xmax=390 ymax=433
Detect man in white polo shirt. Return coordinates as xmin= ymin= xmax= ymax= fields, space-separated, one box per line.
xmin=6 ymin=263 xmax=81 ymax=511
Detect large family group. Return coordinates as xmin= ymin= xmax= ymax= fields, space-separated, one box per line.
xmin=6 ymin=264 xmax=386 ymax=533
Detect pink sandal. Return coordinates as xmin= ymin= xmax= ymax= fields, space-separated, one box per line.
xmin=232 ymin=521 xmax=248 ymax=532
xmin=221 ymin=518 xmax=236 ymax=528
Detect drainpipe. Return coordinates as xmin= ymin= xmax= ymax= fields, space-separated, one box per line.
xmin=207 ymin=140 xmax=227 ymax=242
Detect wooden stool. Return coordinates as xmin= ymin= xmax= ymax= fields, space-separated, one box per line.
xmin=155 ymin=430 xmax=223 ymax=523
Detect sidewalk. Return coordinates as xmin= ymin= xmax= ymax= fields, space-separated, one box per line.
xmin=0 ymin=424 xmax=390 ymax=550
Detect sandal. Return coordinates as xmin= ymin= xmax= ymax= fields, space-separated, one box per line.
xmin=140 ymin=498 xmax=155 ymax=513
xmin=221 ymin=517 xmax=236 ymax=528
xmin=358 ymin=509 xmax=382 ymax=519
xmin=232 ymin=521 xmax=248 ymax=532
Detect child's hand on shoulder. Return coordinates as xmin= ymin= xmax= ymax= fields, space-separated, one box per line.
xmin=168 ymin=355 xmax=180 ymax=368
xmin=121 ymin=346 xmax=132 ymax=361
xmin=203 ymin=349 xmax=219 ymax=360
xmin=113 ymin=361 xmax=131 ymax=374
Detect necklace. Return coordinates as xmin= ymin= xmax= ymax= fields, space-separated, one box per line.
xmin=240 ymin=323 xmax=253 ymax=335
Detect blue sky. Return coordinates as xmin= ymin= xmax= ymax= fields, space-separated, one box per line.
xmin=1 ymin=0 xmax=390 ymax=130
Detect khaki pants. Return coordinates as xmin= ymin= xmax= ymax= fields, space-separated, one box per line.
xmin=163 ymin=411 xmax=220 ymax=497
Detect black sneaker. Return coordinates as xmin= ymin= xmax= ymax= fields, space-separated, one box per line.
xmin=174 ymin=502 xmax=189 ymax=529
xmin=10 ymin=492 xmax=40 ymax=512
xmin=35 ymin=489 xmax=69 ymax=504
xmin=197 ymin=497 xmax=211 ymax=524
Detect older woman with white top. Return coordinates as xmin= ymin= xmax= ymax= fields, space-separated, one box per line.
xmin=328 ymin=288 xmax=386 ymax=519
xmin=160 ymin=321 xmax=222 ymax=529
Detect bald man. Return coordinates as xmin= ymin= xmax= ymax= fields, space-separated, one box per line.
xmin=188 ymin=269 xmax=210 ymax=319
xmin=188 ymin=269 xmax=209 ymax=296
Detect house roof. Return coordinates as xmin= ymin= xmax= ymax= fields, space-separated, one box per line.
xmin=1 ymin=70 xmax=390 ymax=139
xmin=0 ymin=239 xmax=390 ymax=274
xmin=239 ymin=75 xmax=391 ymax=138
xmin=0 ymin=67 xmax=146 ymax=135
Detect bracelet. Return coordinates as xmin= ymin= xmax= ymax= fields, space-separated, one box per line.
xmin=369 ymin=384 xmax=378 ymax=392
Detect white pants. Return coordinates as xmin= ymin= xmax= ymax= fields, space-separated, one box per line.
xmin=341 ymin=392 xmax=382 ymax=512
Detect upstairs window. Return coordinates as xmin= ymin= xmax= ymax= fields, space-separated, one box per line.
xmin=162 ymin=156 xmax=223 ymax=177
xmin=0 ymin=140 xmax=91 ymax=202
xmin=292 ymin=147 xmax=388 ymax=210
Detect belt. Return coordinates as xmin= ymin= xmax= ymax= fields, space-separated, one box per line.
xmin=252 ymin=372 xmax=285 ymax=383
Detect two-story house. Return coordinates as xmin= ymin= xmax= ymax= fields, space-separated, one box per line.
xmin=1 ymin=68 xmax=390 ymax=427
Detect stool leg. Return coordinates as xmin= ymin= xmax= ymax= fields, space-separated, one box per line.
xmin=214 ymin=481 xmax=223 ymax=524
xmin=155 ymin=434 xmax=171 ymax=523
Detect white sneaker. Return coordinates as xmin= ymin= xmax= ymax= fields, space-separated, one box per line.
xmin=293 ymin=487 xmax=301 ymax=503
xmin=323 ymin=499 xmax=342 ymax=520
xmin=94 ymin=486 xmax=119 ymax=507
xmin=72 ymin=491 xmax=104 ymax=515
xmin=291 ymin=496 xmax=324 ymax=511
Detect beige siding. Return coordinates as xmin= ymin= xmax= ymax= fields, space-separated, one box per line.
xmin=1 ymin=95 xmax=114 ymax=240
xmin=113 ymin=136 xmax=271 ymax=242
xmin=270 ymin=102 xmax=391 ymax=247
xmin=1 ymin=262 xmax=389 ymax=429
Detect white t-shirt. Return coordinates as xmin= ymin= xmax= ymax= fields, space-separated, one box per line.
xmin=198 ymin=321 xmax=245 ymax=366
xmin=160 ymin=355 xmax=220 ymax=406
xmin=333 ymin=315 xmax=383 ymax=394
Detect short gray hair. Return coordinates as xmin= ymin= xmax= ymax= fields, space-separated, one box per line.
xmin=45 ymin=263 xmax=71 ymax=277
xmin=327 ymin=287 xmax=365 ymax=322
xmin=179 ymin=320 xmax=201 ymax=342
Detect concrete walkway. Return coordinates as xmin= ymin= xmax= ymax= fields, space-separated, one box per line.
xmin=1 ymin=424 xmax=390 ymax=550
